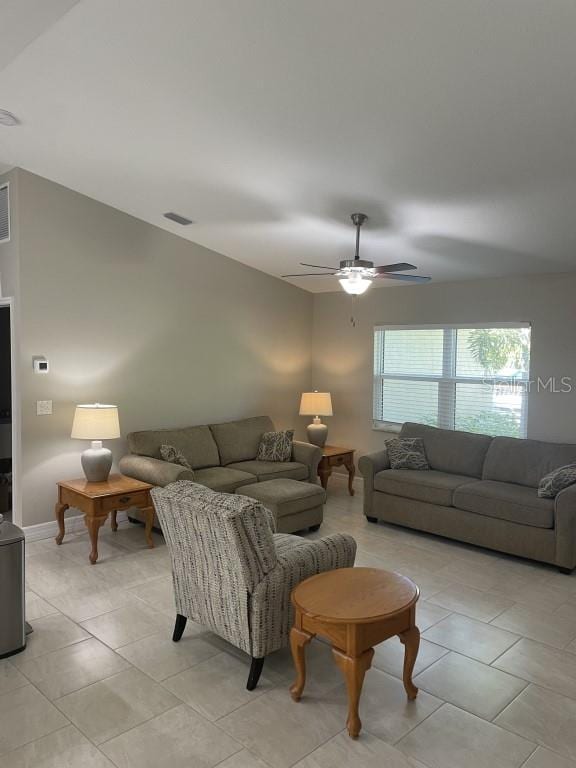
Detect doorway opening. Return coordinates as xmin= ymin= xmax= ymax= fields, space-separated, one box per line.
xmin=0 ymin=305 xmax=12 ymax=521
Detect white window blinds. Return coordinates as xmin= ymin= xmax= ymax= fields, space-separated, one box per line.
xmin=373 ymin=324 xmax=531 ymax=437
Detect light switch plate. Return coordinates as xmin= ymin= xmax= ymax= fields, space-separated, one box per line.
xmin=36 ymin=400 xmax=52 ymax=415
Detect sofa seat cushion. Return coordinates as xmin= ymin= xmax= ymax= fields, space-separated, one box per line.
xmin=239 ymin=479 xmax=326 ymax=519
xmin=374 ymin=469 xmax=475 ymax=506
xmin=227 ymin=460 xmax=308 ymax=482
xmin=193 ymin=466 xmax=255 ymax=493
xmin=453 ymin=480 xmax=554 ymax=529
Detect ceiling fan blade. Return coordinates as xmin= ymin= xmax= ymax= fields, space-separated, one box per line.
xmin=374 ymin=273 xmax=431 ymax=283
xmin=299 ymin=262 xmax=338 ymax=271
xmin=373 ymin=262 xmax=417 ymax=273
xmin=282 ymin=272 xmax=338 ymax=277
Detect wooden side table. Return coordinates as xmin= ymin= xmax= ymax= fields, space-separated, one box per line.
xmin=289 ymin=567 xmax=420 ymax=739
xmin=55 ymin=474 xmax=154 ymax=564
xmin=318 ymin=446 xmax=355 ymax=495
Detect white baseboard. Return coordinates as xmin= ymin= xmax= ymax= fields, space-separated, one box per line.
xmin=24 ymin=511 xmax=129 ymax=542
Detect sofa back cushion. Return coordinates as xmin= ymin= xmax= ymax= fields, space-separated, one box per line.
xmin=127 ymin=425 xmax=220 ymax=470
xmin=400 ymin=422 xmax=492 ymax=478
xmin=483 ymin=437 xmax=576 ymax=488
xmin=210 ymin=416 xmax=274 ymax=466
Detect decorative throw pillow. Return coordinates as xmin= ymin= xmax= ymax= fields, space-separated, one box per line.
xmin=386 ymin=437 xmax=430 ymax=471
xmin=160 ymin=444 xmax=192 ymax=469
xmin=257 ymin=429 xmax=294 ymax=462
xmin=538 ymin=464 xmax=576 ymax=498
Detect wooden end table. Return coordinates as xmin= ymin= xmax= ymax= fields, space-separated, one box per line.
xmin=289 ymin=567 xmax=420 ymax=739
xmin=318 ymin=446 xmax=355 ymax=495
xmin=55 ymin=474 xmax=154 ymax=564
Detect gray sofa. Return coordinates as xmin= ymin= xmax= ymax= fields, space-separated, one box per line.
xmin=119 ymin=416 xmax=322 ymax=530
xmin=359 ymin=422 xmax=576 ymax=572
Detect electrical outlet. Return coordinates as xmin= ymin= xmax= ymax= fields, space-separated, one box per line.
xmin=36 ymin=400 xmax=52 ymax=415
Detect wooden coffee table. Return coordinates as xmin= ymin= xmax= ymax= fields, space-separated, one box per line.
xmin=289 ymin=567 xmax=420 ymax=738
xmin=55 ymin=474 xmax=154 ymax=564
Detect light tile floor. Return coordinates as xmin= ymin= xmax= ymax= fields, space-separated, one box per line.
xmin=3 ymin=482 xmax=576 ymax=766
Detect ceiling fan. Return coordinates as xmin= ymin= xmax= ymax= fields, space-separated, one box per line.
xmin=282 ymin=213 xmax=431 ymax=295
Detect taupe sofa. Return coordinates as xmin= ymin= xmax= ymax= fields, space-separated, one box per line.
xmin=359 ymin=423 xmax=576 ymax=572
xmin=119 ymin=416 xmax=322 ymax=530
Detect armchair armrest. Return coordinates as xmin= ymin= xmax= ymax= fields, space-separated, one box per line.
xmin=555 ymin=484 xmax=576 ymax=569
xmin=248 ymin=533 xmax=356 ymax=658
xmin=119 ymin=454 xmax=195 ymax=487
xmin=291 ymin=440 xmax=322 ymax=482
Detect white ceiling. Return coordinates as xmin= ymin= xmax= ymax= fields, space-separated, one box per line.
xmin=1 ymin=0 xmax=576 ymax=292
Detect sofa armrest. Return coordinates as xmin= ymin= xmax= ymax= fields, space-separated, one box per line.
xmin=119 ymin=454 xmax=195 ymax=487
xmin=358 ymin=449 xmax=390 ymax=478
xmin=249 ymin=533 xmax=357 ymax=657
xmin=555 ymin=484 xmax=576 ymax=569
xmin=359 ymin=450 xmax=390 ymax=488
xmin=291 ymin=440 xmax=322 ymax=481
xmin=358 ymin=449 xmax=390 ymax=517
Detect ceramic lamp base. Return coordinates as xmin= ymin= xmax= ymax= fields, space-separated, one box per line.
xmin=307 ymin=421 xmax=328 ymax=448
xmin=81 ymin=441 xmax=113 ymax=482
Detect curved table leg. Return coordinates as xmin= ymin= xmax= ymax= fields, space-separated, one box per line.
xmin=143 ymin=506 xmax=155 ymax=548
xmin=333 ymin=646 xmax=374 ymax=739
xmin=344 ymin=457 xmax=356 ymax=496
xmin=85 ymin=515 xmax=107 ymax=564
xmin=289 ymin=626 xmax=314 ymax=701
xmin=55 ymin=502 xmax=68 ymax=545
xmin=318 ymin=467 xmax=330 ymax=491
xmin=399 ymin=626 xmax=420 ymax=700
xmin=110 ymin=510 xmax=118 ymax=532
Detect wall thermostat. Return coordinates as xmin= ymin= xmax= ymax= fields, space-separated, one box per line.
xmin=33 ymin=356 xmax=49 ymax=374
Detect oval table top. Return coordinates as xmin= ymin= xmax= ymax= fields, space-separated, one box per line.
xmin=292 ymin=567 xmax=419 ymax=624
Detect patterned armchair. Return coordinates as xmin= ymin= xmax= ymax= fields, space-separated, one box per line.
xmin=151 ymin=481 xmax=356 ymax=689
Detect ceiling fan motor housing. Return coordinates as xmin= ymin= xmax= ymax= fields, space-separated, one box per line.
xmin=337 ymin=258 xmax=375 ymax=275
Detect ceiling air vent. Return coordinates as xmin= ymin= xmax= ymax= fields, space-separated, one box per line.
xmin=0 ymin=184 xmax=9 ymax=243
xmin=163 ymin=211 xmax=193 ymax=226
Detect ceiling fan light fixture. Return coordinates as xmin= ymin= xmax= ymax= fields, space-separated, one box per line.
xmin=339 ymin=273 xmax=372 ymax=295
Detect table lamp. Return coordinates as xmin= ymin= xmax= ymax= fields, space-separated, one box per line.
xmin=299 ymin=391 xmax=333 ymax=447
xmin=71 ymin=403 xmax=120 ymax=482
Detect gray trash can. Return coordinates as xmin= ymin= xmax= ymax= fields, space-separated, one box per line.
xmin=0 ymin=513 xmax=26 ymax=658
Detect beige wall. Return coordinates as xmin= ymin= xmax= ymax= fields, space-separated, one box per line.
xmin=13 ymin=170 xmax=313 ymax=526
xmin=312 ymin=274 xmax=576 ymax=458
xmin=7 ymin=166 xmax=576 ymax=525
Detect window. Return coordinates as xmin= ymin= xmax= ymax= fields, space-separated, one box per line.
xmin=373 ymin=324 xmax=531 ymax=437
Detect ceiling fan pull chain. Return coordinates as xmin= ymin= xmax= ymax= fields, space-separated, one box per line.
xmin=350 ymin=295 xmax=358 ymax=327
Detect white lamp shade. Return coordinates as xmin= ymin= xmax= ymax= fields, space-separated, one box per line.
xmin=71 ymin=404 xmax=120 ymax=440
xmin=299 ymin=392 xmax=333 ymax=417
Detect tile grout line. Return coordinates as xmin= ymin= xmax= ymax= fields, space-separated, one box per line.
xmin=391 ymin=699 xmax=448 ymax=748
xmin=488 ymin=634 xmax=525 ymax=667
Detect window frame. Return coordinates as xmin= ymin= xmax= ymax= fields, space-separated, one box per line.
xmin=372 ymin=322 xmax=531 ymax=436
